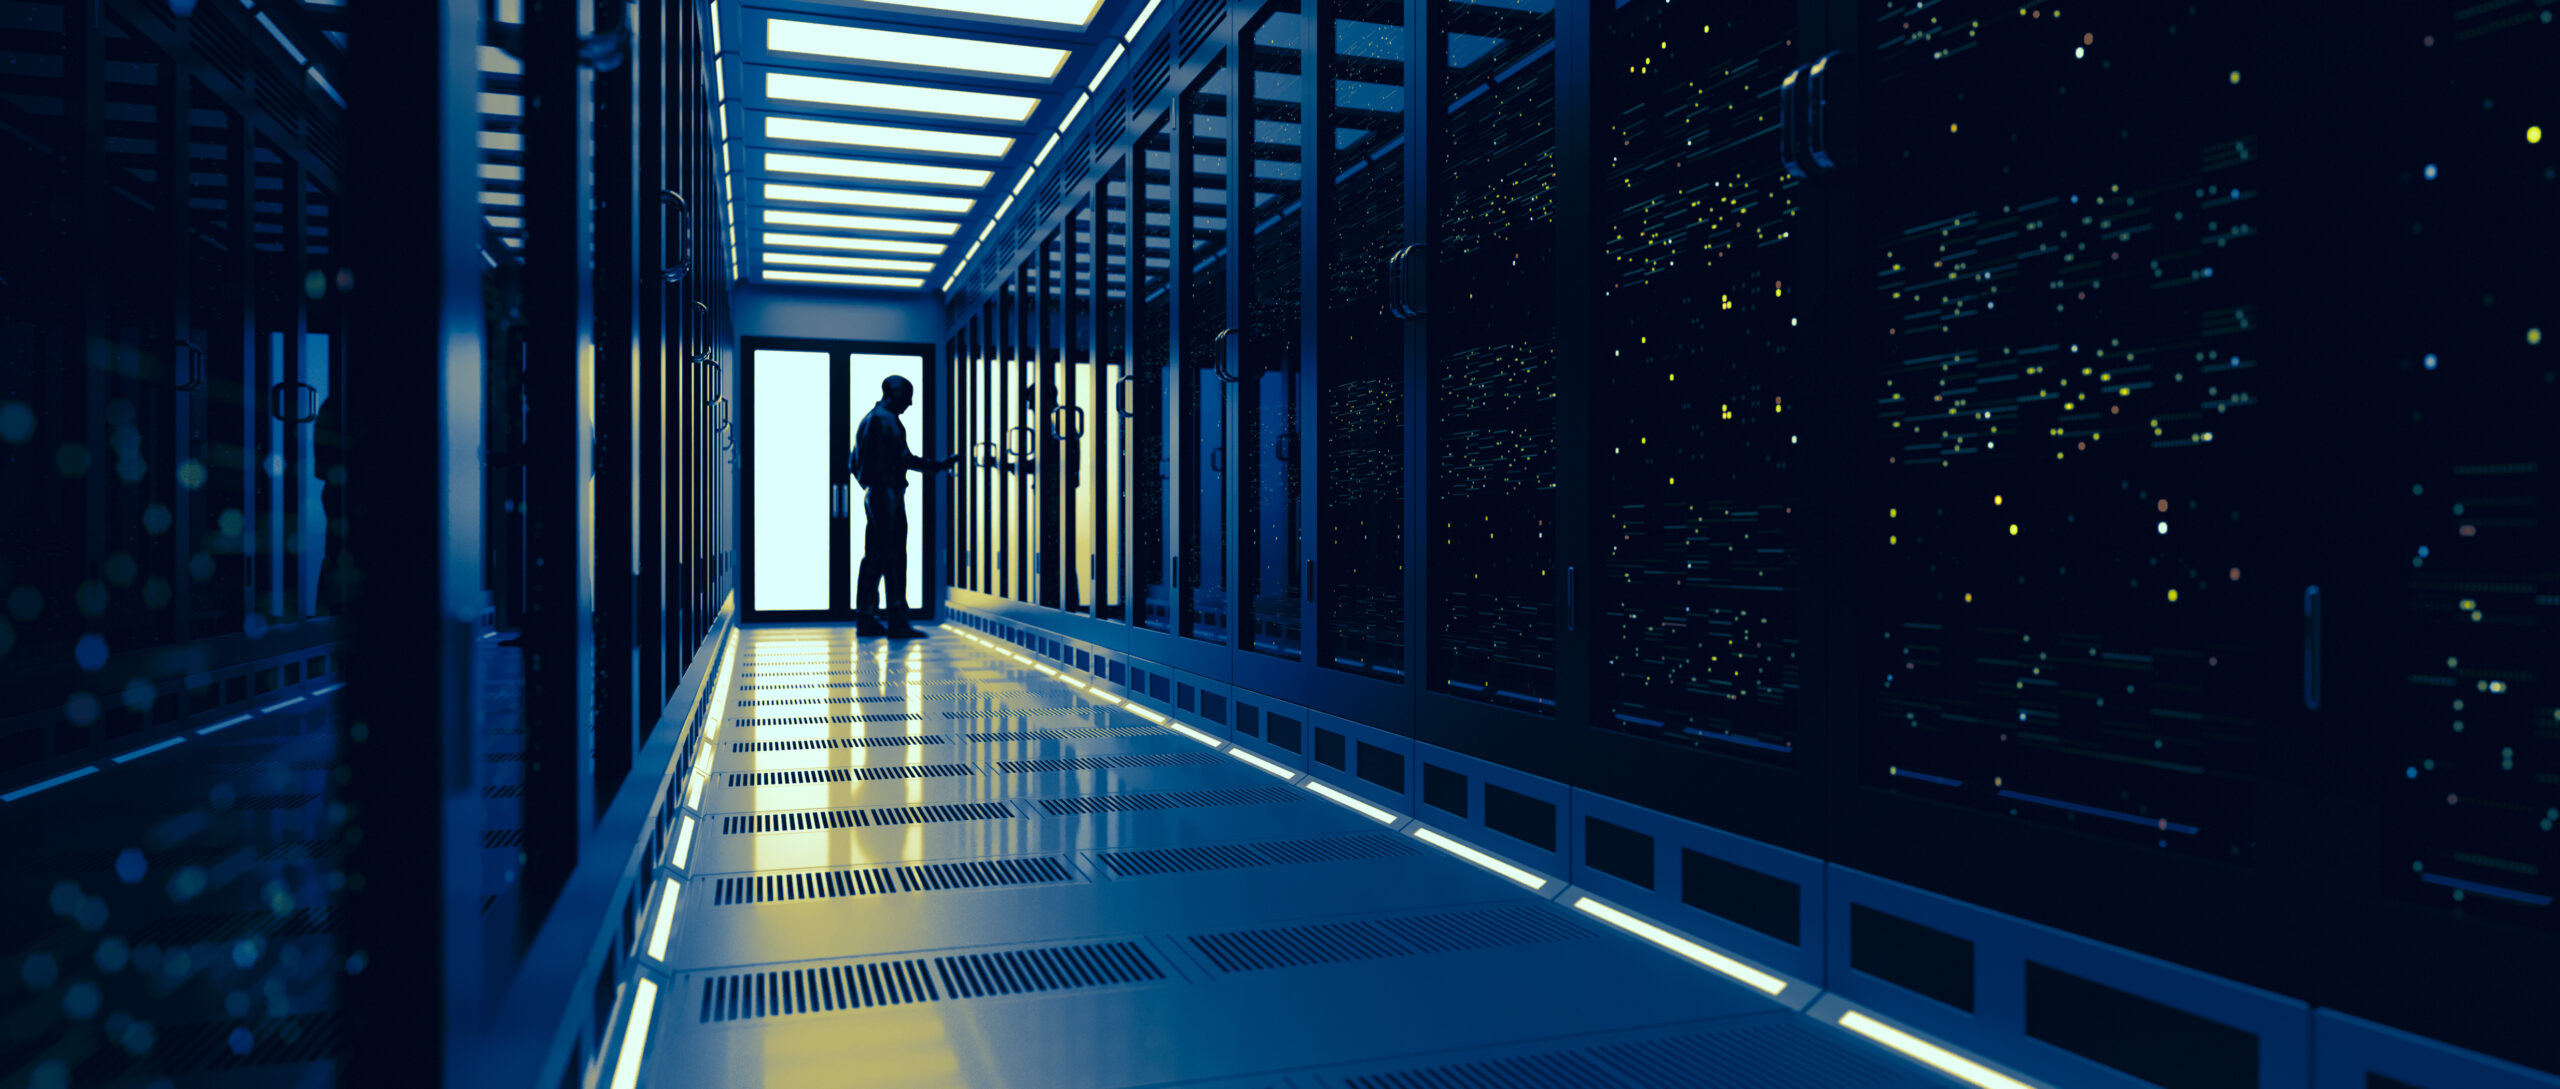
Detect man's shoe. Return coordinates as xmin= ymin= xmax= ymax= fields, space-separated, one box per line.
xmin=855 ymin=616 xmax=889 ymax=637
xmin=883 ymin=625 xmax=927 ymax=639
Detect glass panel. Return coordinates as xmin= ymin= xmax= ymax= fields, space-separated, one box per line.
xmin=1859 ymin=4 xmax=2274 ymax=857
xmin=1318 ymin=0 xmax=1407 ymax=680
xmin=1180 ymin=59 xmax=1234 ymax=646
xmin=1428 ymin=0 xmax=1557 ymax=710
xmin=1596 ymin=1 xmax=1803 ymax=760
xmin=1241 ymin=6 xmax=1305 ymax=660
xmin=1040 ymin=229 xmax=1066 ymax=609
xmin=1135 ymin=120 xmax=1176 ymax=631
xmin=846 ymin=352 xmax=926 ymax=610
xmin=1098 ymin=165 xmax=1131 ymax=621
xmin=1069 ymin=198 xmax=1098 ymax=614
xmin=1016 ymin=261 xmax=1038 ymax=602
xmin=751 ymin=349 xmax=833 ymax=611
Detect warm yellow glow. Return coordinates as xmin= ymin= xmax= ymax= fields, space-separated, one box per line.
xmin=606 ymin=978 xmax=659 ymax=1089
xmin=645 ymin=878 xmax=682 ymax=959
xmin=1304 ymin=779 xmax=1400 ymax=824
xmin=1227 ymin=747 xmax=1296 ymax=779
xmin=1571 ymin=897 xmax=1788 ymax=995
xmin=1414 ymin=827 xmax=1547 ymax=890
xmin=1838 ymin=1011 xmax=2038 ymax=1089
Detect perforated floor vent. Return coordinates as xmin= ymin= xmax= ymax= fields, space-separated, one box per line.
xmin=1341 ymin=1052 xmax=1623 ymax=1089
xmin=731 ymin=736 xmax=947 ymax=753
xmin=720 ymin=801 xmax=1015 ymax=835
xmin=727 ymin=764 xmax=975 ymax=786
xmin=941 ymin=707 xmax=1096 ymax=720
xmin=733 ymin=713 xmax=927 ymax=729
xmin=1095 ymin=834 xmax=1419 ymax=877
xmin=712 ymin=856 xmax=1076 ymax=905
xmin=737 ymin=696 xmax=910 ymax=707
xmin=695 ymin=939 xmax=1162 ymax=1023
xmin=1188 ymin=904 xmax=1591 ymax=974
xmin=993 ymin=751 xmax=1229 ymax=772
xmin=1038 ymin=787 xmax=1306 ymax=815
xmin=739 ymin=683 xmax=870 ymax=691
xmin=1588 ymin=1021 xmax=1914 ymax=1089
xmin=960 ymin=726 xmax=1161 ymax=741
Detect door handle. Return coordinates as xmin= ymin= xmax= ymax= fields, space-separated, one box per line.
xmin=1209 ymin=446 xmax=1224 ymax=474
xmin=660 ymin=189 xmax=692 ymax=283
xmin=1212 ymin=329 xmax=1241 ymax=383
xmin=1116 ymin=374 xmax=1136 ymax=419
xmin=175 ymin=338 xmax=206 ymax=392
xmin=1275 ymin=429 xmax=1297 ymax=464
xmin=268 ymin=381 xmax=320 ymax=423
xmin=1069 ymin=405 xmax=1087 ymax=438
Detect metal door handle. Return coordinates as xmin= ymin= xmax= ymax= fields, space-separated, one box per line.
xmin=1069 ymin=405 xmax=1087 ymax=438
xmin=660 ymin=189 xmax=692 ymax=283
xmin=1275 ymin=429 xmax=1297 ymax=464
xmin=175 ymin=339 xmax=206 ymax=392
xmin=712 ymin=397 xmax=730 ymax=433
xmin=268 ymin=381 xmax=320 ymax=423
xmin=694 ymin=352 xmax=721 ymax=405
xmin=1212 ymin=329 xmax=1242 ymax=382
xmin=1209 ymin=447 xmax=1224 ymax=474
xmin=1116 ymin=374 xmax=1136 ymax=419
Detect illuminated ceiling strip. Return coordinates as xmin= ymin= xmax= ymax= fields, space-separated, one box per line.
xmin=764 ymin=210 xmax=960 ymax=239
xmin=1086 ymin=43 xmax=1125 ymax=91
xmin=766 ymin=270 xmax=930 ymax=287
xmin=767 ymin=72 xmax=1038 ymax=123
xmin=766 ymin=115 xmax=1013 ymax=158
xmin=764 ymin=252 xmax=938 ymax=273
xmin=1124 ymin=0 xmax=1166 ymax=41
xmin=764 ymin=182 xmax=974 ymax=214
xmin=767 ymin=18 xmax=1070 ymax=80
xmin=806 ymin=0 xmax=1104 ymax=28
xmin=764 ymin=152 xmax=992 ymax=188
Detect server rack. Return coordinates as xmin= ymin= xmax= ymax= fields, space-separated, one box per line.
xmin=939 ymin=0 xmax=2557 ymax=1081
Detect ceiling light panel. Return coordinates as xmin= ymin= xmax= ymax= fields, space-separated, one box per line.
xmin=762 ymin=230 xmax=952 ymax=254
xmin=766 ymin=270 xmax=929 ymax=288
xmin=810 ymin=0 xmax=1103 ymax=28
xmin=764 ymin=182 xmax=974 ymax=214
xmin=767 ymin=72 xmax=1039 ymax=123
xmin=764 ymin=208 xmax=961 ymax=236
xmin=763 ymin=152 xmax=992 ymax=188
xmin=764 ymin=252 xmax=939 ymax=273
xmin=766 ymin=18 xmax=1069 ymax=80
xmin=765 ymin=115 xmax=1013 ymax=158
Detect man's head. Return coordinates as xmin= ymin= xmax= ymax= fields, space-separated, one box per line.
xmin=882 ymin=375 xmax=915 ymax=414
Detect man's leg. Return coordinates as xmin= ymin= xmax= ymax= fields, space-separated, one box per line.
xmin=857 ymin=489 xmax=891 ymax=633
xmin=881 ymin=495 xmax=915 ymax=632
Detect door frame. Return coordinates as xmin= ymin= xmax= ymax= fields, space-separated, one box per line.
xmin=738 ymin=335 xmax=942 ymax=625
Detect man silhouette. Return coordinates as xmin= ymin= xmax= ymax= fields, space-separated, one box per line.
xmin=853 ymin=374 xmax=959 ymax=637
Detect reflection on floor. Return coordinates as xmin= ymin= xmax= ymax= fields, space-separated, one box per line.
xmin=640 ymin=624 xmax=1963 ymax=1089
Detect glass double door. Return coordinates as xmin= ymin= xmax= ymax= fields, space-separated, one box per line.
xmin=744 ymin=341 xmax=928 ymax=620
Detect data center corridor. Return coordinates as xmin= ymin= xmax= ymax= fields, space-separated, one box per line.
xmin=640 ymin=623 xmax=1948 ymax=1089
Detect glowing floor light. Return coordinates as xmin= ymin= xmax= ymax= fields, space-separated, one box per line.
xmin=1412 ymin=826 xmax=1547 ymax=891
xmin=1838 ymin=1011 xmax=2039 ymax=1089
xmin=1571 ymin=897 xmax=1788 ymax=996
xmin=605 ymin=978 xmax=659 ymax=1089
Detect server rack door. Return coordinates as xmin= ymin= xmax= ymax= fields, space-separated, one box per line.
xmin=1178 ymin=57 xmax=1236 ymax=647
xmin=1039 ymin=229 xmax=1067 ymax=610
xmin=1135 ymin=118 xmax=1177 ymax=632
xmin=1016 ymin=261 xmax=1040 ymax=602
xmin=1100 ymin=163 xmax=1134 ymax=622
xmin=1421 ymin=0 xmax=1561 ymax=724
xmin=1070 ymin=197 xmax=1100 ymax=614
xmin=1314 ymin=0 xmax=1411 ymax=687
xmin=1239 ymin=2 xmax=1307 ymax=664
xmin=1581 ymin=0 xmax=1816 ymax=840
xmin=977 ymin=306 xmax=996 ymax=595
xmin=999 ymin=278 xmax=1018 ymax=598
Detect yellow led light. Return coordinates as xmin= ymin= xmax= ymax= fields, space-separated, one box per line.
xmin=1413 ymin=826 xmax=1547 ymax=890
xmin=606 ymin=978 xmax=660 ymax=1089
xmin=1304 ymin=779 xmax=1399 ymax=824
xmin=1839 ymin=1011 xmax=2036 ymax=1089
xmin=645 ymin=878 xmax=682 ymax=959
xmin=671 ymin=814 xmax=697 ymax=869
xmin=1573 ymin=897 xmax=1787 ymax=995
xmin=1228 ymin=747 xmax=1297 ymax=779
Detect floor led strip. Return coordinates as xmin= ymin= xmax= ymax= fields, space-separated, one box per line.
xmin=2 ymin=766 xmax=98 ymax=803
xmin=1410 ymin=826 xmax=1548 ymax=891
xmin=1571 ymin=897 xmax=1788 ymax=996
xmin=1837 ymin=1011 xmax=2038 ymax=1089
